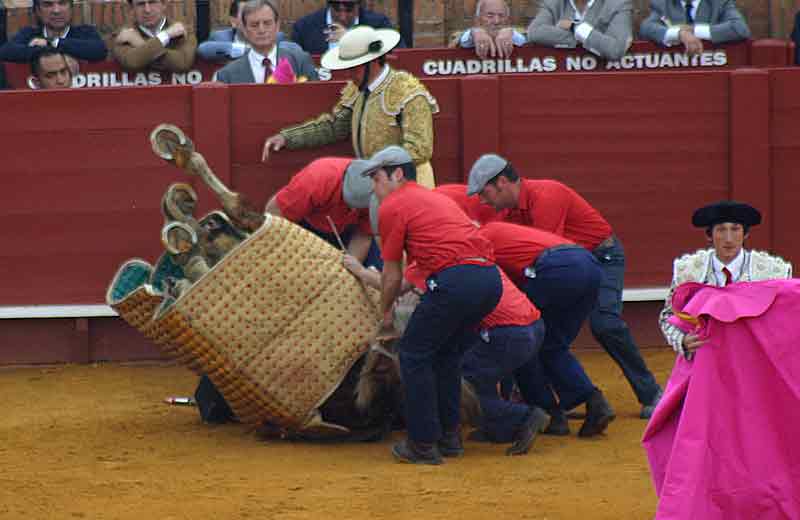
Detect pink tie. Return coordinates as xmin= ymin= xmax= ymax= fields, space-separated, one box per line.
xmin=722 ymin=267 xmax=733 ymax=286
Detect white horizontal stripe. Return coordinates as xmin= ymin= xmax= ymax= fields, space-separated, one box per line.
xmin=622 ymin=287 xmax=669 ymax=302
xmin=0 ymin=288 xmax=671 ymax=319
xmin=0 ymin=305 xmax=118 ymax=319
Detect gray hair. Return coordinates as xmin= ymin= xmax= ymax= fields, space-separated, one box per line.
xmin=241 ymin=0 xmax=279 ymax=25
xmin=475 ymin=0 xmax=511 ymax=17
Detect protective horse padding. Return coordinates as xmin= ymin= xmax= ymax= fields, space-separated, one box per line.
xmin=108 ymin=216 xmax=380 ymax=433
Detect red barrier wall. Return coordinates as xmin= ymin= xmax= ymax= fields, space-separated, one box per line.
xmin=1 ymin=65 xmax=799 ymax=363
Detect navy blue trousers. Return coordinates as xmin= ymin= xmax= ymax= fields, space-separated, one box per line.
xmin=590 ymin=237 xmax=661 ymax=405
xmin=397 ymin=263 xmax=502 ymax=444
xmin=521 ymin=246 xmax=601 ymax=411
xmin=462 ymin=320 xmax=545 ymax=442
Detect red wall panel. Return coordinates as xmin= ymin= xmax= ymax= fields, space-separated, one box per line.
xmin=497 ymin=72 xmax=731 ymax=285
xmin=0 ymin=86 xmax=195 ymax=305
xmin=769 ymin=69 xmax=800 ymax=268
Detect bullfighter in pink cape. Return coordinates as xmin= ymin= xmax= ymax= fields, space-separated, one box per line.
xmin=644 ymin=201 xmax=796 ymax=519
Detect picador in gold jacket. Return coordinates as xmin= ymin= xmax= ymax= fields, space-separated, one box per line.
xmin=111 ymin=0 xmax=197 ymax=73
xmin=262 ymin=25 xmax=439 ymax=188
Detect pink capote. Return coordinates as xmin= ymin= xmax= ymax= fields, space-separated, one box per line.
xmin=642 ymin=279 xmax=800 ymax=520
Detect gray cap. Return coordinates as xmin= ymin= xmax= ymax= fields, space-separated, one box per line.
xmin=466 ymin=154 xmax=509 ymax=196
xmin=368 ymin=193 xmax=380 ymax=236
xmin=358 ymin=145 xmax=414 ymax=177
xmin=342 ymin=159 xmax=374 ymax=209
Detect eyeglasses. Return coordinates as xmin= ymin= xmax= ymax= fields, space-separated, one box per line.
xmin=329 ymin=1 xmax=357 ymax=12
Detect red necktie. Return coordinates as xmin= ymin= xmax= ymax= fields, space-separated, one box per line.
xmin=722 ymin=267 xmax=733 ymax=286
xmin=262 ymin=58 xmax=272 ymax=83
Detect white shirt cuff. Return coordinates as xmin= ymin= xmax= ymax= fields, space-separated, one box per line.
xmin=663 ymin=25 xmax=681 ymax=46
xmin=460 ymin=29 xmax=474 ymax=48
xmin=157 ymin=31 xmax=171 ymax=47
xmin=512 ymin=31 xmax=526 ymax=46
xmin=574 ymin=22 xmax=593 ymax=43
xmin=693 ymin=24 xmax=711 ymax=40
xmin=231 ymin=42 xmax=247 ymax=58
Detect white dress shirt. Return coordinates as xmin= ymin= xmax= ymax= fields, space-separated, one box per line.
xmin=711 ymin=248 xmax=745 ymax=286
xmin=43 ymin=25 xmax=70 ymax=48
xmin=138 ymin=17 xmax=171 ymax=47
xmin=247 ymin=46 xmax=278 ymax=83
xmin=663 ymin=0 xmax=712 ymax=45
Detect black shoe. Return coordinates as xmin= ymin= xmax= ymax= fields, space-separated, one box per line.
xmin=392 ymin=440 xmax=444 ymax=465
xmin=506 ymin=407 xmax=549 ymax=456
xmin=543 ymin=409 xmax=570 ymax=436
xmin=578 ymin=390 xmax=616 ymax=438
xmin=438 ymin=431 xmax=464 ymax=457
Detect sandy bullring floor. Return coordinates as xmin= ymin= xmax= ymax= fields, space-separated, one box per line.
xmin=0 ymin=348 xmax=677 ymax=520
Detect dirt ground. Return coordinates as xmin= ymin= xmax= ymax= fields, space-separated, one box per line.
xmin=0 ymin=348 xmax=677 ymax=520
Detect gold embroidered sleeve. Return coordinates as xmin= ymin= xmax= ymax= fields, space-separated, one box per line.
xmin=280 ymin=82 xmax=358 ymax=150
xmin=400 ymin=95 xmax=434 ymax=165
xmin=280 ymin=107 xmax=353 ymax=150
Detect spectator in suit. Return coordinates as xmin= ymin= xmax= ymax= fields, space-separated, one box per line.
xmin=111 ymin=0 xmax=197 ymax=72
xmin=291 ymin=0 xmax=404 ymax=55
xmin=30 ymin=46 xmax=72 ymax=89
xmin=527 ymin=0 xmax=633 ymax=61
xmin=0 ymin=0 xmax=106 ymax=63
xmin=454 ymin=0 xmax=525 ymax=59
xmin=214 ymin=0 xmax=317 ymax=84
xmin=196 ymin=0 xmax=287 ymax=62
xmin=640 ymin=0 xmax=751 ymax=56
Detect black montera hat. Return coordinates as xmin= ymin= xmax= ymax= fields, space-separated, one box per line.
xmin=691 ymin=200 xmax=762 ymax=228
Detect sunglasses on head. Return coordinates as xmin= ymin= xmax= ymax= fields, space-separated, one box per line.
xmin=329 ymin=1 xmax=357 ymax=11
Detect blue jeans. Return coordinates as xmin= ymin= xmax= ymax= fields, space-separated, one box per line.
xmin=590 ymin=237 xmax=661 ymax=405
xmin=398 ymin=263 xmax=502 ymax=444
xmin=462 ymin=320 xmax=546 ymax=442
xmin=521 ymin=246 xmax=601 ymax=411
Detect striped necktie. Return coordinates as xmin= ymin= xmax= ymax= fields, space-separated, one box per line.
xmin=262 ymin=58 xmax=272 ymax=83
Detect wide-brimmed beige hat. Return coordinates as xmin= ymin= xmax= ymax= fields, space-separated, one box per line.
xmin=321 ymin=25 xmax=401 ymax=70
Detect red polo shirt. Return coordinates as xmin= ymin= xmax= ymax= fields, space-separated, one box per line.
xmin=379 ymin=182 xmax=495 ymax=281
xmin=504 ymin=179 xmax=612 ymax=251
xmin=275 ymin=157 xmax=371 ymax=234
xmin=433 ymin=184 xmax=504 ymax=224
xmin=479 ymin=222 xmax=573 ymax=287
xmin=404 ymin=263 xmax=539 ymax=328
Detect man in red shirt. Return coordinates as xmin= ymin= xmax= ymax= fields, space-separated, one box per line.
xmin=264 ymin=156 xmax=375 ymax=262
xmin=360 ymin=145 xmax=503 ymax=464
xmin=345 ymin=258 xmax=550 ymax=457
xmin=479 ymin=221 xmax=614 ymax=437
xmin=467 ymin=154 xmax=663 ymax=419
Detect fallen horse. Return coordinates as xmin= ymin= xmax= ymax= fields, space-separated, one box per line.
xmin=107 ymin=124 xmax=404 ymax=441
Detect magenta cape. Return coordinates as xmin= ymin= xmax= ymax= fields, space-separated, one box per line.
xmin=642 ymin=279 xmax=800 ymax=520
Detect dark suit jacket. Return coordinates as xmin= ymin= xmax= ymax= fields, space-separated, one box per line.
xmin=291 ymin=8 xmax=405 ymax=55
xmin=215 ymin=43 xmax=319 ymax=84
xmin=0 ymin=25 xmax=107 ymax=63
